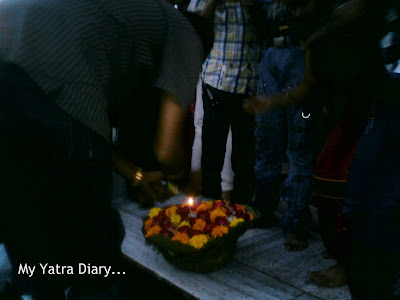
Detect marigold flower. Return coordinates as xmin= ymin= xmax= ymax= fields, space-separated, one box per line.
xmin=196 ymin=202 xmax=209 ymax=212
xmin=171 ymin=232 xmax=190 ymax=244
xmin=189 ymin=234 xmax=209 ymax=249
xmin=149 ymin=207 xmax=162 ymax=218
xmin=210 ymin=208 xmax=227 ymax=222
xmin=205 ymin=201 xmax=214 ymax=209
xmin=248 ymin=212 xmax=254 ymax=220
xmin=234 ymin=204 xmax=246 ymax=212
xmin=179 ymin=221 xmax=191 ymax=228
xmin=211 ymin=225 xmax=229 ymax=237
xmin=192 ymin=219 xmax=206 ymax=231
xmin=170 ymin=213 xmax=181 ymax=225
xmin=229 ymin=218 xmax=244 ymax=227
xmin=145 ymin=225 xmax=162 ymax=237
xmin=144 ymin=218 xmax=153 ymax=231
xmin=165 ymin=206 xmax=178 ymax=217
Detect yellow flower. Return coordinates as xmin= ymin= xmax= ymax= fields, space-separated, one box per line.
xmin=149 ymin=207 xmax=162 ymax=218
xmin=229 ymin=218 xmax=244 ymax=227
xmin=210 ymin=208 xmax=227 ymax=222
xmin=170 ymin=213 xmax=181 ymax=225
xmin=192 ymin=219 xmax=206 ymax=231
xmin=205 ymin=201 xmax=214 ymax=209
xmin=189 ymin=234 xmax=209 ymax=249
xmin=144 ymin=218 xmax=153 ymax=231
xmin=211 ymin=226 xmax=229 ymax=237
xmin=145 ymin=225 xmax=162 ymax=237
xmin=171 ymin=232 xmax=190 ymax=244
xmin=179 ymin=221 xmax=191 ymax=228
xmin=165 ymin=206 xmax=178 ymax=217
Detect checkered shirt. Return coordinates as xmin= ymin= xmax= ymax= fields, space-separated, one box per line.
xmin=188 ymin=0 xmax=262 ymax=94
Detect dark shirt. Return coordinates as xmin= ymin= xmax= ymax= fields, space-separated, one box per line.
xmin=0 ymin=0 xmax=203 ymax=140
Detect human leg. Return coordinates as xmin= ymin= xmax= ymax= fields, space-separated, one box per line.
xmin=253 ymin=109 xmax=286 ymax=225
xmin=344 ymin=101 xmax=400 ymax=299
xmin=201 ymin=84 xmax=231 ymax=200
xmin=230 ymin=94 xmax=255 ymax=205
xmin=221 ymin=127 xmax=234 ymax=201
xmin=282 ymin=103 xmax=314 ymax=251
xmin=252 ymin=48 xmax=285 ymax=215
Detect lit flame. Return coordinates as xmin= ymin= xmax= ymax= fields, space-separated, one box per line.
xmin=188 ymin=197 xmax=194 ymax=206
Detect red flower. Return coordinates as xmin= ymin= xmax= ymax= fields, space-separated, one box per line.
xmin=204 ymin=223 xmax=217 ymax=233
xmin=177 ymin=206 xmax=190 ymax=215
xmin=160 ymin=228 xmax=173 ymax=238
xmin=178 ymin=225 xmax=191 ymax=234
xmin=214 ymin=200 xmax=225 ymax=208
xmin=236 ymin=211 xmax=250 ymax=221
xmin=197 ymin=210 xmax=210 ymax=222
xmin=154 ymin=211 xmax=166 ymax=223
xmin=189 ymin=229 xmax=203 ymax=237
xmin=214 ymin=216 xmax=228 ymax=226
xmin=189 ymin=217 xmax=197 ymax=226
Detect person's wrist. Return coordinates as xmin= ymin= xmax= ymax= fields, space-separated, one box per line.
xmin=131 ymin=167 xmax=143 ymax=187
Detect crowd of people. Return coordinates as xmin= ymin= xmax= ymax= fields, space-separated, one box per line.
xmin=0 ymin=0 xmax=399 ymax=299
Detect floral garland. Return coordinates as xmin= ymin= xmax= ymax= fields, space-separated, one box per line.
xmin=143 ymin=200 xmax=254 ymax=249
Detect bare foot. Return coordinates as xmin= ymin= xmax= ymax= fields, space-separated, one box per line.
xmin=322 ymin=249 xmax=335 ymax=259
xmin=308 ymin=263 xmax=347 ymax=287
xmin=285 ymin=232 xmax=308 ymax=252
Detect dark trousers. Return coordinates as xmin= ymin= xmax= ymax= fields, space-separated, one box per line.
xmin=201 ymin=83 xmax=255 ymax=205
xmin=344 ymin=100 xmax=400 ymax=299
xmin=0 ymin=64 xmax=125 ymax=298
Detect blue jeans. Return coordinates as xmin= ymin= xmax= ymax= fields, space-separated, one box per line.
xmin=344 ymin=98 xmax=400 ymax=299
xmin=253 ymin=46 xmax=314 ymax=232
xmin=0 ymin=63 xmax=125 ymax=298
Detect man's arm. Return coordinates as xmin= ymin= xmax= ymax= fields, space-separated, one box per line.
xmin=200 ymin=0 xmax=220 ymax=19
xmin=188 ymin=0 xmax=219 ymax=20
xmin=112 ymin=148 xmax=171 ymax=203
xmin=154 ymin=92 xmax=189 ymax=185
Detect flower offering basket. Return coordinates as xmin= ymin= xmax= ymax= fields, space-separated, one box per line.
xmin=142 ymin=200 xmax=260 ymax=273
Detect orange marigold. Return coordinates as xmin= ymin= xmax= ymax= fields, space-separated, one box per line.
xmin=145 ymin=225 xmax=162 ymax=237
xmin=235 ymin=204 xmax=246 ymax=212
xmin=171 ymin=232 xmax=190 ymax=244
xmin=196 ymin=202 xmax=211 ymax=212
xmin=165 ymin=206 xmax=178 ymax=217
xmin=211 ymin=225 xmax=229 ymax=238
xmin=248 ymin=212 xmax=254 ymax=220
xmin=210 ymin=208 xmax=227 ymax=222
xmin=192 ymin=219 xmax=206 ymax=231
xmin=144 ymin=218 xmax=153 ymax=231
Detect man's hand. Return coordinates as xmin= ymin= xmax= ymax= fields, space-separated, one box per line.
xmin=243 ymin=94 xmax=272 ymax=114
xmin=136 ymin=171 xmax=173 ymax=205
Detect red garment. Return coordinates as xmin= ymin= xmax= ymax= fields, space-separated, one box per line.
xmin=312 ymin=115 xmax=361 ymax=259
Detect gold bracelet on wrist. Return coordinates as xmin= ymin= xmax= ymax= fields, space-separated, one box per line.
xmin=131 ymin=167 xmax=143 ymax=187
